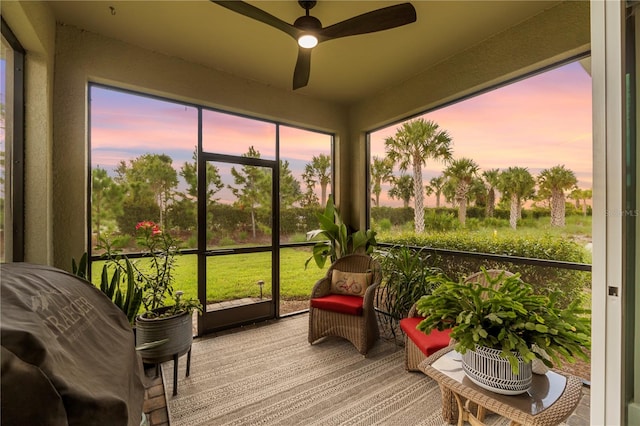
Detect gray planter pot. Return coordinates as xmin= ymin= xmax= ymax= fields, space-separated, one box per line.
xmin=461 ymin=345 xmax=532 ymax=395
xmin=135 ymin=308 xmax=192 ymax=363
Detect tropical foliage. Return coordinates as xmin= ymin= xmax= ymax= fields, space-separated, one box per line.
xmin=375 ymin=246 xmax=444 ymax=320
xmin=72 ymin=252 xmax=142 ymax=325
xmin=497 ymin=167 xmax=536 ymax=230
xmin=381 ymin=230 xmax=590 ymax=308
xmin=388 ymin=174 xmax=414 ymax=208
xmin=416 ymin=269 xmax=591 ymax=374
xmin=371 ymin=156 xmax=393 ymax=207
xmin=444 ymin=158 xmax=480 ymax=226
xmin=305 ymin=195 xmax=377 ymax=269
xmin=384 ymin=118 xmax=453 ymax=233
xmin=538 ymin=165 xmax=578 ymax=227
xmin=482 ymin=168 xmax=500 ymax=218
xmin=304 ymin=154 xmax=331 ymax=207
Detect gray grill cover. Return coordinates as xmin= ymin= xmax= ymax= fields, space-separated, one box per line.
xmin=1 ymin=263 xmax=145 ymax=425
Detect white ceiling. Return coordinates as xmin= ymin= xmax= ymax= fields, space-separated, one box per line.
xmin=48 ymin=0 xmax=561 ymax=105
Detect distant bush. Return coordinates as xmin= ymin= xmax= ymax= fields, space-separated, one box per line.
xmin=381 ymin=232 xmax=590 ymax=309
xmin=424 ymin=211 xmax=459 ymax=232
xmin=483 ymin=217 xmax=509 ymax=228
xmin=110 ymin=234 xmax=132 ymax=249
xmin=218 ymin=236 xmax=235 ymax=246
xmin=371 ymin=206 xmax=414 ymax=225
xmin=375 ymin=218 xmax=392 ymax=232
xmin=463 ymin=217 xmax=482 ymax=231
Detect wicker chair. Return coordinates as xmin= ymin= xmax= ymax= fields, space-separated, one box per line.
xmin=404 ymin=269 xmax=515 ymax=424
xmin=308 ymin=254 xmax=382 ymax=355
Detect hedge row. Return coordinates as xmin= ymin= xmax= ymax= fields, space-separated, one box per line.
xmin=379 ymin=232 xmax=591 ymax=309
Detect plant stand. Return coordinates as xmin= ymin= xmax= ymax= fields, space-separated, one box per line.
xmin=146 ymin=346 xmax=192 ymax=396
xmin=136 ymin=309 xmax=194 ymax=396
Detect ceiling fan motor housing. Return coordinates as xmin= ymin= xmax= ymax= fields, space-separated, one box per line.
xmin=294 ymin=15 xmax=322 ymax=31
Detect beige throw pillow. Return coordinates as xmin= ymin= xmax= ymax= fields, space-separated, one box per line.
xmin=330 ymin=269 xmax=372 ymax=297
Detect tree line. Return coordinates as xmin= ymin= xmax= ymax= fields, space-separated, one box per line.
xmin=92 ymin=148 xmax=331 ymax=242
xmin=92 ymin=118 xmax=591 ymax=244
xmin=373 ymin=118 xmax=592 ymax=232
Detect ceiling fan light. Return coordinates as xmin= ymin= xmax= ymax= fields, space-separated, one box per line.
xmin=298 ymin=34 xmax=318 ymax=48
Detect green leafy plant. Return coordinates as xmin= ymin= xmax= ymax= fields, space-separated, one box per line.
xmin=376 ymin=246 xmax=445 ymax=320
xmin=375 ymin=246 xmax=447 ymax=340
xmin=100 ymin=221 xmax=202 ymax=319
xmin=416 ymin=269 xmax=591 ymax=374
xmin=305 ymin=195 xmax=377 ymax=268
xmin=72 ymin=252 xmax=143 ymax=325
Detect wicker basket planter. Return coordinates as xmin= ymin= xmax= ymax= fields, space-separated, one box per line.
xmin=461 ymin=345 xmax=532 ymax=395
xmin=135 ymin=307 xmax=193 ymax=363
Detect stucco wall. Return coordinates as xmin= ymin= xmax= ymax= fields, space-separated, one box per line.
xmin=2 ymin=1 xmax=56 ymax=265
xmin=51 ymin=23 xmax=350 ymax=270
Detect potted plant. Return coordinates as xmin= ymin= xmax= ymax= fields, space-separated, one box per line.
xmin=72 ymin=252 xmax=142 ymax=326
xmin=374 ymin=246 xmax=445 ymax=340
xmin=416 ymin=269 xmax=590 ymax=395
xmin=305 ymin=195 xmax=377 ymax=269
xmin=102 ymin=221 xmax=202 ymax=362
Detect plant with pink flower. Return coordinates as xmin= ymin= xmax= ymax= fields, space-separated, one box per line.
xmin=133 ymin=221 xmax=201 ymax=318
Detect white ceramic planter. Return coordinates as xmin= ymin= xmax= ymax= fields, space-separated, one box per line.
xmin=461 ymin=345 xmax=532 ymax=395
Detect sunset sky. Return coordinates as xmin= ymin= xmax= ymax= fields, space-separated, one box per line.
xmin=90 ymin=59 xmax=592 ymax=207
xmin=371 ymin=60 xmax=592 ymax=206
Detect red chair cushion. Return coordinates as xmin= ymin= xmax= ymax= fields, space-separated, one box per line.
xmin=400 ymin=316 xmax=452 ymax=356
xmin=310 ymin=294 xmax=364 ymax=316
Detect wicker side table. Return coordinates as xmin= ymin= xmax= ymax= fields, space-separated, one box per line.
xmin=419 ymin=347 xmax=583 ymax=426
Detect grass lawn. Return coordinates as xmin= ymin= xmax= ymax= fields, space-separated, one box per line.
xmin=91 ymin=246 xmax=328 ymax=307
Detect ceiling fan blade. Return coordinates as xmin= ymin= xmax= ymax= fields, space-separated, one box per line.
xmin=210 ymin=1 xmax=301 ymax=40
xmin=293 ymin=48 xmax=312 ymax=90
xmin=318 ymin=3 xmax=416 ymax=41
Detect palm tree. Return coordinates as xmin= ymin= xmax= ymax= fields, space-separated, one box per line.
xmin=300 ymin=165 xmax=319 ymax=207
xmin=569 ymin=187 xmax=582 ymax=210
xmin=370 ymin=156 xmax=393 ymax=207
xmin=388 ymin=174 xmax=414 ymax=208
xmin=385 ymin=118 xmax=452 ymax=233
xmin=469 ymin=177 xmax=487 ymax=208
xmin=443 ymin=177 xmax=457 ymax=207
xmin=580 ymin=188 xmax=592 ymax=216
xmin=497 ymin=167 xmax=536 ymax=229
xmin=482 ymin=168 xmax=500 ymax=218
xmin=305 ymin=154 xmax=331 ymax=206
xmin=427 ymin=175 xmax=446 ymax=208
xmin=443 ymin=158 xmax=479 ymax=225
xmin=538 ymin=165 xmax=578 ymax=227
xmin=569 ymin=187 xmax=592 ymax=216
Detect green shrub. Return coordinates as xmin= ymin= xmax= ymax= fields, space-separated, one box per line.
xmin=464 ymin=217 xmax=482 ymax=231
xmin=376 ymin=218 xmax=392 ymax=232
xmin=424 ymin=211 xmax=459 ymax=232
xmin=110 ymin=234 xmax=132 ymax=249
xmin=219 ymin=236 xmax=235 ymax=246
xmin=382 ymin=232 xmax=590 ymax=309
xmin=374 ymin=246 xmax=446 ymax=340
xmin=483 ymin=217 xmax=509 ymax=228
xmin=371 ymin=206 xmax=414 ymax=225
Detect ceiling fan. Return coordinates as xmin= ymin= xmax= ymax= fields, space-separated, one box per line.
xmin=211 ymin=1 xmax=417 ymax=90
